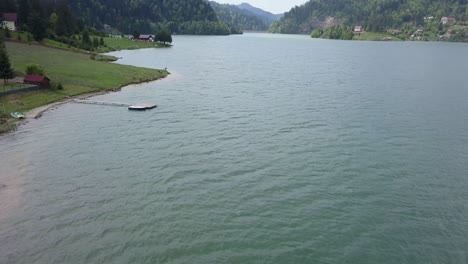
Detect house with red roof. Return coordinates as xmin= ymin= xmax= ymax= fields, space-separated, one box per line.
xmin=24 ymin=75 xmax=51 ymax=88
xmin=135 ymin=34 xmax=154 ymax=42
xmin=1 ymin=13 xmax=17 ymax=31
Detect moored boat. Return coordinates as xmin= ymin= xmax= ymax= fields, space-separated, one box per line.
xmin=10 ymin=112 xmax=25 ymax=119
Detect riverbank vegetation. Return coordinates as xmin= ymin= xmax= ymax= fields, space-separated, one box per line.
xmin=0 ymin=41 xmax=169 ymax=134
xmin=311 ymin=26 xmax=353 ymax=40
xmin=271 ymin=0 xmax=468 ymax=42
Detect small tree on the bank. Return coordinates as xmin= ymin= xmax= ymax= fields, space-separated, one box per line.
xmin=132 ymin=30 xmax=140 ymax=39
xmin=26 ymin=64 xmax=45 ymax=75
xmin=155 ymin=30 xmax=172 ymax=45
xmin=0 ymin=41 xmax=15 ymax=85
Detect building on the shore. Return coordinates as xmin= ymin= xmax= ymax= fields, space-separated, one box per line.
xmin=354 ymin=26 xmax=364 ymax=32
xmin=24 ymin=75 xmax=51 ymax=88
xmin=135 ymin=34 xmax=154 ymax=42
xmin=441 ymin=17 xmax=456 ymax=25
xmin=1 ymin=13 xmax=17 ymax=31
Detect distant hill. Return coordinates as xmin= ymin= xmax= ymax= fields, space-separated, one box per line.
xmin=270 ymin=0 xmax=468 ymax=34
xmin=237 ymin=3 xmax=283 ymax=24
xmin=209 ymin=1 xmax=269 ymax=31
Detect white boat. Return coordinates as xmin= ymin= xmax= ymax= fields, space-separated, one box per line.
xmin=10 ymin=112 xmax=25 ymax=119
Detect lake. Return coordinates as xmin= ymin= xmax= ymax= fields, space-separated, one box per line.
xmin=1 ymin=34 xmax=468 ymax=263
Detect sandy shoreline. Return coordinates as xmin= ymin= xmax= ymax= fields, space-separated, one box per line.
xmin=23 ymin=73 xmax=171 ymax=120
xmin=1 ymin=70 xmax=170 ymax=135
xmin=24 ymin=91 xmax=111 ymax=119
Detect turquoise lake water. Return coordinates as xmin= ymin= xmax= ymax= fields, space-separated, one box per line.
xmin=1 ymin=34 xmax=468 ymax=263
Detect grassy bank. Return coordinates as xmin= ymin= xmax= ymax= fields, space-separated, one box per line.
xmin=353 ymin=32 xmax=402 ymax=41
xmin=0 ymin=41 xmax=169 ymax=134
xmin=7 ymin=31 xmax=169 ymax=53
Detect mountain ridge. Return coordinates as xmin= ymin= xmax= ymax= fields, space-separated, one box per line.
xmin=209 ymin=1 xmax=283 ymax=31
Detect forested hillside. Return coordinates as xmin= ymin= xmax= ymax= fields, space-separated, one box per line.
xmin=68 ymin=0 xmax=230 ymax=34
xmin=0 ymin=0 xmax=238 ymax=35
xmin=209 ymin=1 xmax=269 ymax=31
xmin=238 ymin=3 xmax=282 ymax=25
xmin=270 ymin=0 xmax=468 ymax=34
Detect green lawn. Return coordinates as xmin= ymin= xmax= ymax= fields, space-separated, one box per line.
xmin=4 ymin=30 xmax=165 ymax=53
xmin=353 ymin=32 xmax=402 ymax=41
xmin=97 ymin=37 xmax=164 ymax=52
xmin=0 ymin=41 xmax=169 ymax=133
xmin=1 ymin=83 xmax=26 ymax=92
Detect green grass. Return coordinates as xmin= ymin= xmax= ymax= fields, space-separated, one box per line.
xmin=449 ymin=25 xmax=468 ymax=31
xmin=3 ymin=30 xmax=162 ymax=52
xmin=353 ymin=32 xmax=402 ymax=41
xmin=42 ymin=38 xmax=88 ymax=53
xmin=97 ymin=37 xmax=158 ymax=52
xmin=1 ymin=83 xmax=27 ymax=92
xmin=0 ymin=41 xmax=169 ymax=133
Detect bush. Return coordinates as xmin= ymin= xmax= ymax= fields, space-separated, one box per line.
xmin=57 ymin=82 xmax=64 ymax=90
xmin=26 ymin=64 xmax=45 ymax=75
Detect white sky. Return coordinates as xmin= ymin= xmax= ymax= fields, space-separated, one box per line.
xmin=215 ymin=0 xmax=308 ymax=14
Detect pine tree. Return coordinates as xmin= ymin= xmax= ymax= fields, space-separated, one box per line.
xmin=55 ymin=0 xmax=75 ymax=36
xmin=93 ymin=37 xmax=99 ymax=48
xmin=0 ymin=41 xmax=15 ymax=85
xmin=28 ymin=0 xmax=47 ymax=41
xmin=17 ymin=0 xmax=30 ymax=31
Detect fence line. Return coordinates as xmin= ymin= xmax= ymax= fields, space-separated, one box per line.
xmin=0 ymin=85 xmax=41 ymax=96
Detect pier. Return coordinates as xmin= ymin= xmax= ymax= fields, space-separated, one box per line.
xmin=72 ymin=99 xmax=130 ymax=107
xmin=72 ymin=99 xmax=157 ymax=110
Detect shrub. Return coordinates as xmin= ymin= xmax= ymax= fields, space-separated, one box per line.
xmin=26 ymin=64 xmax=45 ymax=75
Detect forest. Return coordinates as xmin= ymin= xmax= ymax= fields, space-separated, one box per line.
xmin=0 ymin=0 xmax=239 ymax=36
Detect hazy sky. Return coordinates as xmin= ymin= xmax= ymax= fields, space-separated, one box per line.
xmin=215 ymin=0 xmax=307 ymax=14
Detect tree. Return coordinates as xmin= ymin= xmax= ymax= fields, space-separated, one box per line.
xmin=0 ymin=41 xmax=15 ymax=85
xmin=132 ymin=30 xmax=140 ymax=39
xmin=29 ymin=11 xmax=47 ymax=41
xmin=93 ymin=37 xmax=99 ymax=48
xmin=28 ymin=0 xmax=47 ymax=41
xmin=55 ymin=0 xmax=75 ymax=36
xmin=0 ymin=0 xmax=17 ymax=13
xmin=25 ymin=64 xmax=45 ymax=75
xmin=49 ymin=13 xmax=58 ymax=32
xmin=17 ymin=0 xmax=30 ymax=31
xmin=155 ymin=30 xmax=172 ymax=44
xmin=81 ymin=30 xmax=91 ymax=50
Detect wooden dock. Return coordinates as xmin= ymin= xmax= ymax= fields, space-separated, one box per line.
xmin=73 ymin=99 xmax=129 ymax=107
xmin=72 ymin=99 xmax=157 ymax=111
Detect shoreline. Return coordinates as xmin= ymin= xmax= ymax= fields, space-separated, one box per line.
xmin=3 ymin=75 xmax=169 ymax=134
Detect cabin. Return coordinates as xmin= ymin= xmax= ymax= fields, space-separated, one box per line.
xmin=136 ymin=34 xmax=154 ymax=42
xmin=1 ymin=13 xmax=17 ymax=31
xmin=441 ymin=17 xmax=456 ymax=25
xmin=24 ymin=75 xmax=51 ymax=88
xmin=354 ymin=26 xmax=364 ymax=33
